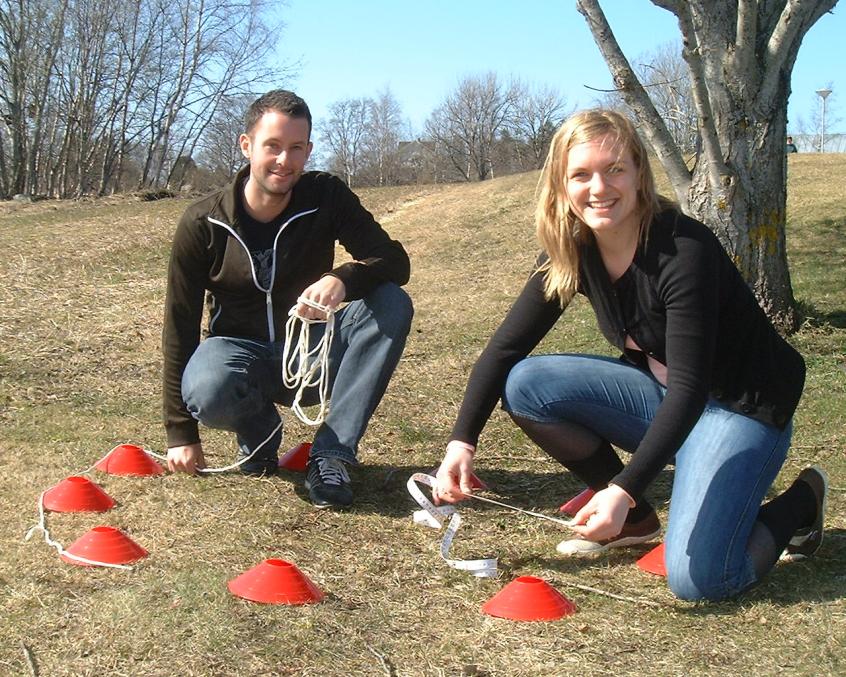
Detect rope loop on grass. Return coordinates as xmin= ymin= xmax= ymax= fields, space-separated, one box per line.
xmin=25 ymin=487 xmax=134 ymax=570
xmin=407 ymin=473 xmax=578 ymax=578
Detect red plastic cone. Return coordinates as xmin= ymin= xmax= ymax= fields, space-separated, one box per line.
xmin=95 ymin=444 xmax=164 ymax=476
xmin=228 ymin=558 xmax=324 ymax=605
xmin=636 ymin=542 xmax=667 ymax=577
xmin=278 ymin=442 xmax=311 ymax=472
xmin=559 ymin=487 xmax=595 ymax=515
xmin=61 ymin=526 xmax=148 ymax=566
xmin=469 ymin=473 xmax=486 ymax=489
xmin=43 ymin=476 xmax=116 ymax=513
xmin=482 ymin=575 xmax=576 ymax=621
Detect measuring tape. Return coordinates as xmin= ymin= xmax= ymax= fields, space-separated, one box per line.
xmin=407 ymin=473 xmax=578 ymax=579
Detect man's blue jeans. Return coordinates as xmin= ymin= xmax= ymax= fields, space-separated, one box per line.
xmin=181 ymin=283 xmax=413 ymax=465
xmin=502 ymin=353 xmax=793 ymax=601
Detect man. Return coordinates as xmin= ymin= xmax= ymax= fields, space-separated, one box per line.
xmin=785 ymin=136 xmax=798 ymax=154
xmin=162 ymin=90 xmax=412 ymax=508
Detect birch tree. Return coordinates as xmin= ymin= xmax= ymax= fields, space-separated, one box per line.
xmin=577 ymin=0 xmax=838 ymax=331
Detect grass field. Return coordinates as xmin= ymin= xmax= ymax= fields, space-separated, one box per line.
xmin=1 ymin=155 xmax=844 ymax=676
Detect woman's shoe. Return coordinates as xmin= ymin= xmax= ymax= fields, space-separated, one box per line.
xmin=781 ymin=465 xmax=828 ymax=562
xmin=556 ymin=510 xmax=661 ymax=557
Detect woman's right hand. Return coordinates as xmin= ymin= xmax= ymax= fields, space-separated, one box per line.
xmin=433 ymin=440 xmax=476 ymax=505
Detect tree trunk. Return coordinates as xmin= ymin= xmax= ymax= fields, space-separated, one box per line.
xmin=687 ymin=106 xmax=798 ymax=331
xmin=576 ymin=0 xmax=838 ymax=334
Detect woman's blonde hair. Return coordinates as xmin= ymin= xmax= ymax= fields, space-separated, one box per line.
xmin=535 ymin=109 xmax=663 ymax=305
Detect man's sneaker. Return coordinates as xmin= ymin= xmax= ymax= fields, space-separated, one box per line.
xmin=781 ymin=465 xmax=828 ymax=562
xmin=305 ymin=457 xmax=353 ymax=508
xmin=237 ymin=453 xmax=278 ymax=477
xmin=236 ymin=428 xmax=281 ymax=476
xmin=556 ymin=510 xmax=661 ymax=557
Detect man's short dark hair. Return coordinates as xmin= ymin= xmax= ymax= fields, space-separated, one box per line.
xmin=245 ymin=90 xmax=312 ymax=137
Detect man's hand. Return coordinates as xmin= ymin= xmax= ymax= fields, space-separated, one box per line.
xmin=296 ymin=275 xmax=346 ymax=320
xmin=433 ymin=440 xmax=476 ymax=505
xmin=167 ymin=442 xmax=206 ymax=475
xmin=569 ymin=484 xmax=633 ymax=541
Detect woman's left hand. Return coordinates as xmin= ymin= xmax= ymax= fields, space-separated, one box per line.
xmin=569 ymin=485 xmax=633 ymax=541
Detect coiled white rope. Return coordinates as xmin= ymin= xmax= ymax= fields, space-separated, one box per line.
xmin=27 ymin=298 xmax=337 ymax=568
xmin=282 ymin=296 xmax=336 ymax=426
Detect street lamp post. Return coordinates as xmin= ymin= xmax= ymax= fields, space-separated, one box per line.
xmin=816 ymin=88 xmax=832 ymax=152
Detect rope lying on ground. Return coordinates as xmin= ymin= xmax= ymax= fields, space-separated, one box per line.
xmin=27 ymin=298 xmax=338 ymax=568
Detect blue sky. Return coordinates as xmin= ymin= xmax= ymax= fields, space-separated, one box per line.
xmin=275 ymin=1 xmax=843 ymax=139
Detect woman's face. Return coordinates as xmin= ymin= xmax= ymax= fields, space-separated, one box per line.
xmin=565 ymin=133 xmax=640 ymax=238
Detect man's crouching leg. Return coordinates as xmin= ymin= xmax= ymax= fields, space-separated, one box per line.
xmin=305 ymin=283 xmax=413 ymax=507
xmin=182 ymin=336 xmax=283 ymax=476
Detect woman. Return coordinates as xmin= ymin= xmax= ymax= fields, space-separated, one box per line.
xmin=433 ymin=110 xmax=827 ymax=601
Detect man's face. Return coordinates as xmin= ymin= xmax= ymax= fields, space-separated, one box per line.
xmin=239 ymin=111 xmax=312 ymax=198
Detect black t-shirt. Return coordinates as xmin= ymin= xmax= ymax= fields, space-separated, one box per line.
xmin=236 ymin=187 xmax=284 ymax=290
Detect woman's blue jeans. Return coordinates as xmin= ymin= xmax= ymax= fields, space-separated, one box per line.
xmin=181 ymin=283 xmax=413 ymax=465
xmin=502 ymin=353 xmax=793 ymax=601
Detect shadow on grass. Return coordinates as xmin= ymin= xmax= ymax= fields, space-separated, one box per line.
xmin=517 ymin=533 xmax=845 ymax=611
xmin=280 ymin=463 xmax=675 ymax=519
xmin=797 ymin=299 xmax=846 ymax=329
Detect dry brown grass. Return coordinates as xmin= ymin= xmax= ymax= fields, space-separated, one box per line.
xmin=0 ymin=162 xmax=844 ymax=676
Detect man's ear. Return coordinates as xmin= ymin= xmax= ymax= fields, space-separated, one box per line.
xmin=239 ymin=133 xmax=252 ymax=159
xmin=305 ymin=141 xmax=313 ymax=163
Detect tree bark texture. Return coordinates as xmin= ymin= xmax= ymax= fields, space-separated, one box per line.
xmin=578 ymin=0 xmax=839 ymax=333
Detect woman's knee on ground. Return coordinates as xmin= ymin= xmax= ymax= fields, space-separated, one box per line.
xmin=665 ymin=553 xmax=739 ymax=602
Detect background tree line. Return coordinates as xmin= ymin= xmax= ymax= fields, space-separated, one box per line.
xmin=0 ymin=0 xmax=285 ymax=199
xmin=315 ymin=75 xmax=573 ymax=188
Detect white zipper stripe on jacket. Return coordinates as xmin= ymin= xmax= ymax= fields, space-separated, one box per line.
xmin=207 ymin=208 xmax=319 ymax=342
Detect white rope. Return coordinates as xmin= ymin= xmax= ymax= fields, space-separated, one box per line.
xmin=27 ymin=297 xmax=335 ymax=568
xmin=282 ymin=296 xmax=336 ymax=426
xmin=25 ymin=489 xmax=134 ymax=570
xmin=144 ymin=423 xmax=283 ymax=474
xmin=407 ymin=473 xmax=577 ymax=578
xmin=26 ymin=427 xmax=281 ymax=570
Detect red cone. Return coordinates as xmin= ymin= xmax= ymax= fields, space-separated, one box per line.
xmin=228 ymin=558 xmax=324 ymax=605
xmin=43 ymin=476 xmax=116 ymax=512
xmin=636 ymin=542 xmax=667 ymax=577
xmin=559 ymin=487 xmax=595 ymax=515
xmin=482 ymin=575 xmax=576 ymax=621
xmin=469 ymin=473 xmax=486 ymax=489
xmin=278 ymin=442 xmax=311 ymax=472
xmin=95 ymin=444 xmax=164 ymax=476
xmin=61 ymin=526 xmax=148 ymax=566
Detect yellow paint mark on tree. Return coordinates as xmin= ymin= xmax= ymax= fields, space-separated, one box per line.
xmin=749 ymin=210 xmax=783 ymax=256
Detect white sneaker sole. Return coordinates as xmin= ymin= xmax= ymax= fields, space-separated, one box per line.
xmin=556 ymin=527 xmax=661 ymax=557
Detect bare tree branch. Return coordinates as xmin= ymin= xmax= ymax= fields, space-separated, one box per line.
xmin=577 ymin=0 xmax=691 ymax=204
xmin=757 ymin=0 xmax=838 ymax=113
